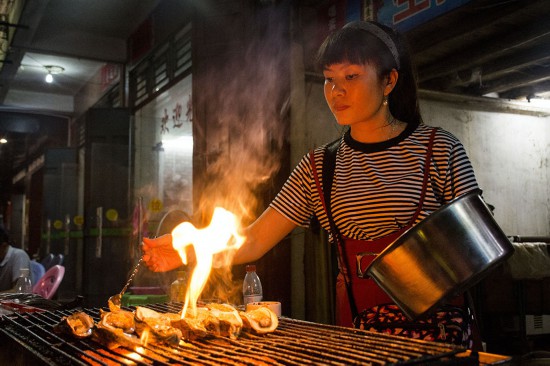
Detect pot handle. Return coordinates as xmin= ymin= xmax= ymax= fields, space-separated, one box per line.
xmin=356 ymin=251 xmax=378 ymax=279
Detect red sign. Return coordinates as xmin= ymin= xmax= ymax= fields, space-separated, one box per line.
xmin=100 ymin=64 xmax=121 ymax=92
xmin=129 ymin=17 xmax=153 ymax=64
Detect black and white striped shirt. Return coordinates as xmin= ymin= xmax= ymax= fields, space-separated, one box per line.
xmin=270 ymin=123 xmax=479 ymax=240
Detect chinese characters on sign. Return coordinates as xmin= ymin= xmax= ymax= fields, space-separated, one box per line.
xmin=376 ymin=0 xmax=473 ymax=31
xmin=160 ymin=94 xmax=193 ymax=134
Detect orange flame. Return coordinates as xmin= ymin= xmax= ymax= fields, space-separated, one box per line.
xmin=139 ymin=329 xmax=150 ymax=346
xmin=171 ymin=207 xmax=244 ymax=317
xmin=119 ymin=347 xmax=146 ymax=364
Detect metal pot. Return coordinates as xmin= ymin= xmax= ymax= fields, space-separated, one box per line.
xmin=366 ymin=189 xmax=514 ymax=319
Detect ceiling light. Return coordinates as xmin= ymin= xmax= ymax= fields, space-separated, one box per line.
xmin=44 ymin=65 xmax=65 ymax=83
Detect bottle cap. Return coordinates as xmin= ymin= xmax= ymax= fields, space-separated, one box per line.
xmin=246 ymin=264 xmax=256 ymax=272
xmin=20 ymin=268 xmax=30 ymax=275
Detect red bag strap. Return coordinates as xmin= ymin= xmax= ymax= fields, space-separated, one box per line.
xmin=309 ymin=127 xmax=438 ymax=320
xmin=409 ymin=127 xmax=438 ymax=225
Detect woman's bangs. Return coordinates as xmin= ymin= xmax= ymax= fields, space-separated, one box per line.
xmin=319 ymin=31 xmax=372 ymax=68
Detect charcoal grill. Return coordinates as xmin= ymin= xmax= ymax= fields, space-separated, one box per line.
xmin=0 ymin=302 xmax=490 ymax=365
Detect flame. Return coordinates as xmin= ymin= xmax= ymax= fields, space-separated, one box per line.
xmin=139 ymin=329 xmax=150 ymax=346
xmin=125 ymin=348 xmax=145 ymax=362
xmin=171 ymin=207 xmax=245 ymax=317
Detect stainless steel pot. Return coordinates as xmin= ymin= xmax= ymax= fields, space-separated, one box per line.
xmin=366 ymin=189 xmax=514 ymax=319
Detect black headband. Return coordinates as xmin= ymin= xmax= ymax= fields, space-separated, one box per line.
xmin=344 ymin=21 xmax=400 ymax=69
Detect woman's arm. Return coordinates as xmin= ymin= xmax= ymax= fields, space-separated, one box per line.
xmin=232 ymin=207 xmax=297 ymax=265
xmin=143 ymin=207 xmax=297 ymax=271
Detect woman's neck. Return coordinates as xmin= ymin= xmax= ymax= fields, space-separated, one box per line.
xmin=350 ymin=117 xmax=406 ymax=143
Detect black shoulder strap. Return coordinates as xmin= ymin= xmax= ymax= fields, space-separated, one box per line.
xmin=322 ymin=137 xmax=341 ymax=222
xmin=309 ymin=137 xmax=340 ymax=234
xmin=316 ymin=137 xmax=358 ymax=319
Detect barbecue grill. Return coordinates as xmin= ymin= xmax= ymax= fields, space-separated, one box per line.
xmin=0 ymin=301 xmax=508 ymax=365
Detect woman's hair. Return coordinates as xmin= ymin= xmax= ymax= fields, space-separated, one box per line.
xmin=315 ymin=21 xmax=422 ymax=125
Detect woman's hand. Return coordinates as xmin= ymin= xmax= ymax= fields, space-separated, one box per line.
xmin=142 ymin=234 xmax=183 ymax=272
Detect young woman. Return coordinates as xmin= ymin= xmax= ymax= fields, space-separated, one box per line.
xmin=143 ymin=20 xmax=479 ymax=343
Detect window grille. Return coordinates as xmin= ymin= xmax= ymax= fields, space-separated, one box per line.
xmin=129 ymin=23 xmax=192 ymax=109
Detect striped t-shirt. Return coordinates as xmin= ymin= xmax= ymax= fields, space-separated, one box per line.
xmin=270 ymin=122 xmax=479 ymax=241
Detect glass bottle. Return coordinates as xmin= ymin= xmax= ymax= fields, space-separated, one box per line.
xmin=170 ymin=270 xmax=187 ymax=303
xmin=15 ymin=268 xmax=33 ymax=293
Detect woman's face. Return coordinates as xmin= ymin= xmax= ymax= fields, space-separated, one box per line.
xmin=323 ymin=62 xmax=388 ymax=128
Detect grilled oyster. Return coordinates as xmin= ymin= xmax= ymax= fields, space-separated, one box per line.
xmin=170 ymin=304 xmax=244 ymax=340
xmin=240 ymin=306 xmax=278 ymax=334
xmin=99 ymin=309 xmax=135 ymax=334
xmin=92 ymin=314 xmax=142 ymax=350
xmin=170 ymin=307 xmax=209 ymax=340
xmin=53 ymin=311 xmax=94 ymax=338
xmin=206 ymin=303 xmax=243 ymax=339
xmin=134 ymin=306 xmax=182 ymax=345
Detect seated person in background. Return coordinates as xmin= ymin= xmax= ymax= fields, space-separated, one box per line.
xmin=0 ymin=227 xmax=31 ymax=292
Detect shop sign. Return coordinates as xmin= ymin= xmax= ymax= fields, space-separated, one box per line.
xmin=375 ymin=0 xmax=474 ymax=31
xmin=100 ymin=64 xmax=120 ymax=92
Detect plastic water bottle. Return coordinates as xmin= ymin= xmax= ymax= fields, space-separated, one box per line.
xmin=15 ymin=268 xmax=33 ymax=293
xmin=170 ymin=270 xmax=187 ymax=303
xmin=243 ymin=264 xmax=263 ymax=305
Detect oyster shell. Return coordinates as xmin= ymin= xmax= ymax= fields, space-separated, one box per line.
xmin=170 ymin=304 xmax=243 ymax=340
xmin=53 ymin=311 xmax=94 ymax=338
xmin=240 ymin=307 xmax=278 ymax=334
xmin=170 ymin=307 xmax=209 ymax=340
xmin=92 ymin=314 xmax=141 ymax=350
xmin=206 ymin=303 xmax=243 ymax=339
xmin=99 ymin=309 xmax=135 ymax=334
xmin=134 ymin=306 xmax=182 ymax=345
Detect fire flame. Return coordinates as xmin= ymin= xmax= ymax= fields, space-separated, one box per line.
xmin=171 ymin=207 xmax=245 ymax=317
xmin=139 ymin=329 xmax=150 ymax=346
xmin=121 ymin=347 xmax=145 ymax=363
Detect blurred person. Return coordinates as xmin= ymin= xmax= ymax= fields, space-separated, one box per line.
xmin=0 ymin=227 xmax=31 ymax=292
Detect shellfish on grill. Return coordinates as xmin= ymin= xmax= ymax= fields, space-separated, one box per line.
xmin=206 ymin=303 xmax=243 ymax=339
xmin=92 ymin=310 xmax=141 ymax=350
xmin=169 ymin=304 xmax=242 ymax=340
xmin=170 ymin=307 xmax=209 ymax=340
xmin=99 ymin=308 xmax=135 ymax=333
xmin=134 ymin=306 xmax=182 ymax=345
xmin=240 ymin=306 xmax=278 ymax=334
xmin=53 ymin=311 xmax=94 ymax=338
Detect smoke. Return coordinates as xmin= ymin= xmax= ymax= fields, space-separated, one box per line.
xmin=186 ymin=6 xmax=290 ymax=305
xmin=200 ymin=267 xmax=242 ymax=305
xmin=193 ymin=10 xmax=290 ymax=227
xmin=132 ymin=5 xmax=291 ymax=304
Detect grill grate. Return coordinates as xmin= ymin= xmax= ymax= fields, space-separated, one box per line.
xmin=0 ymin=302 xmax=475 ymax=365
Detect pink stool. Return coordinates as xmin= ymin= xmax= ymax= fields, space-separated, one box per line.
xmin=33 ymin=265 xmax=65 ymax=299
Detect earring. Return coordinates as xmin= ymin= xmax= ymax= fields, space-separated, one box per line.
xmin=383 ymin=96 xmax=388 ymax=106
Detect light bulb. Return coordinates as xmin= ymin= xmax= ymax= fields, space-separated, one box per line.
xmin=45 ymin=73 xmax=53 ymax=83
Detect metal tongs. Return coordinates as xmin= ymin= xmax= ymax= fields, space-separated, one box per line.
xmin=108 ymin=197 xmax=146 ymax=312
xmin=107 ymin=258 xmax=143 ymax=312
